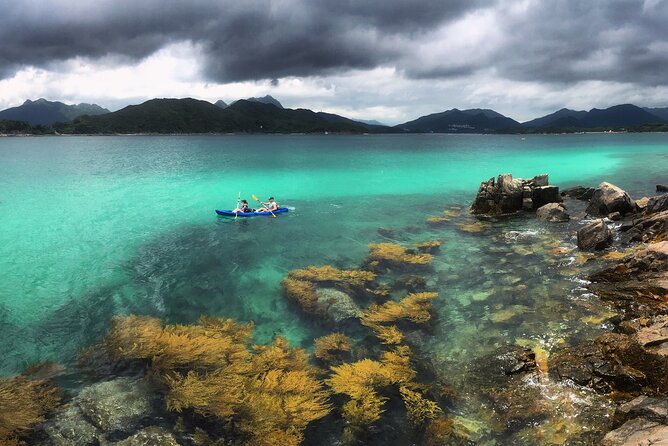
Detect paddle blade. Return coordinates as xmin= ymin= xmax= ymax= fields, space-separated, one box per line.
xmin=252 ymin=194 xmax=259 ymax=201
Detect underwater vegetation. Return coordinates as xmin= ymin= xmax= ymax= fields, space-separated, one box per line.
xmin=101 ymin=315 xmax=330 ymax=446
xmin=367 ymin=243 xmax=433 ymax=266
xmin=362 ymin=291 xmax=438 ymax=325
xmin=281 ymin=265 xmax=376 ymax=318
xmin=287 ymin=265 xmax=376 ymax=286
xmin=414 ymin=240 xmax=442 ymax=254
xmin=0 ymin=373 xmax=61 ymax=445
xmin=326 ymin=345 xmax=442 ymax=441
xmin=313 ymin=332 xmax=352 ymax=365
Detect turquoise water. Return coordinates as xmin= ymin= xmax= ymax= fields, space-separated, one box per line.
xmin=1 ymin=133 xmax=668 ymax=442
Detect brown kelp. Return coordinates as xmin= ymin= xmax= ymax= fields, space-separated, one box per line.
xmin=101 ymin=315 xmax=330 ymax=446
xmin=0 ymin=374 xmax=61 ymax=445
xmin=367 ymin=243 xmax=433 ymax=267
xmin=314 ymin=333 xmax=352 ymax=365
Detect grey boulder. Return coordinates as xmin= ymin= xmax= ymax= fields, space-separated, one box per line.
xmin=536 ymin=203 xmax=570 ymax=222
xmin=577 ymin=219 xmax=613 ymax=251
xmin=586 ymin=182 xmax=635 ymax=216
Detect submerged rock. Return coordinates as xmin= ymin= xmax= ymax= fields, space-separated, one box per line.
xmin=41 ymin=377 xmax=159 ymax=446
xmin=104 ymin=426 xmax=179 ymax=446
xmin=43 ymin=405 xmax=101 ymax=446
xmin=561 ymin=185 xmax=595 ymax=200
xmin=466 ymin=346 xmax=548 ymax=432
xmin=586 ymin=182 xmax=635 ymax=216
xmin=76 ymin=377 xmax=158 ymax=433
xmin=577 ymin=219 xmax=613 ymax=251
xmin=536 ymin=203 xmax=570 ymax=222
xmin=471 ymin=173 xmax=560 ymax=216
xmin=313 ymin=287 xmax=361 ymax=324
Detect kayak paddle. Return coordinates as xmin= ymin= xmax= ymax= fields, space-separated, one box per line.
xmin=235 ymin=191 xmax=240 ymax=221
xmin=252 ymin=194 xmax=276 ymax=217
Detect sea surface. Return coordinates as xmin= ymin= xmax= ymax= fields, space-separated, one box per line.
xmin=2 ymin=133 xmax=668 ymax=443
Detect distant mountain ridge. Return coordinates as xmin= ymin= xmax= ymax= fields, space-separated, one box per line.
xmin=643 ymin=107 xmax=668 ymax=121
xmin=246 ymin=95 xmax=283 ymax=109
xmin=522 ymin=104 xmax=666 ymax=130
xmin=0 ymin=99 xmax=109 ymax=126
xmin=396 ymin=108 xmax=520 ymax=133
xmin=54 ymin=98 xmax=381 ymax=134
xmin=2 ymin=96 xmax=668 ymax=134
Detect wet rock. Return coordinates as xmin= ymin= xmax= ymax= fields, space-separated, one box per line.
xmin=536 ymin=203 xmax=570 ymax=222
xmin=636 ymin=197 xmax=650 ymax=212
xmin=577 ymin=219 xmax=613 ymax=251
xmin=588 ymin=242 xmax=668 ymax=318
xmin=619 ymin=210 xmax=668 ymax=243
xmin=76 ymin=377 xmax=158 ymax=433
xmin=103 ymin=426 xmax=179 ymax=446
xmin=561 ymin=185 xmax=595 ymax=200
xmin=586 ymin=182 xmax=635 ymax=216
xmin=614 ymin=395 xmax=668 ymax=426
xmin=658 ymin=185 xmax=668 ymax=193
xmin=43 ymin=405 xmax=101 ymax=446
xmin=550 ymin=331 xmax=668 ymax=394
xmin=471 ymin=173 xmax=560 ymax=216
xmin=533 ymin=185 xmax=561 ymax=208
xmin=313 ymin=288 xmax=360 ymax=324
xmin=468 ymin=345 xmax=536 ymax=388
xmin=647 ymin=194 xmax=668 ymax=214
xmin=467 ymin=346 xmax=547 ymax=432
xmin=601 ymin=417 xmax=668 ymax=446
xmin=608 ymin=211 xmax=622 ymax=221
xmin=634 ymin=315 xmax=668 ymax=356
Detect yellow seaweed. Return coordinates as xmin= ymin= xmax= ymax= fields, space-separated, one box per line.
xmin=367 ymin=243 xmax=433 ymax=265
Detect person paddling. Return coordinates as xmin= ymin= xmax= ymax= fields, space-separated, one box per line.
xmin=256 ymin=197 xmax=279 ymax=212
xmin=233 ymin=199 xmax=254 ymax=213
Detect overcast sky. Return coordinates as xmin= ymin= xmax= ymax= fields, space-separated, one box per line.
xmin=0 ymin=0 xmax=667 ymax=124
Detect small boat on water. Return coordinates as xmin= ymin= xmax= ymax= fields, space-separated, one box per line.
xmin=215 ymin=208 xmax=289 ymax=217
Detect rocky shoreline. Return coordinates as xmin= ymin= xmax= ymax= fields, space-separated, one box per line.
xmin=471 ymin=174 xmax=668 ymax=444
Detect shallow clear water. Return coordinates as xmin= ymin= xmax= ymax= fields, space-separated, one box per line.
xmin=1 ymin=133 xmax=668 ymax=442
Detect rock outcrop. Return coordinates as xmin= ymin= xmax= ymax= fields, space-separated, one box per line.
xmin=42 ymin=377 xmax=159 ymax=446
xmin=536 ymin=203 xmax=570 ymax=222
xmin=602 ymin=396 xmax=668 ymax=445
xmin=549 ymin=330 xmax=668 ymax=394
xmin=577 ymin=219 xmax=613 ymax=251
xmin=561 ymin=185 xmax=595 ymax=200
xmin=471 ymin=174 xmax=560 ymax=216
xmin=647 ymin=194 xmax=668 ymax=215
xmin=588 ymin=242 xmax=668 ymax=318
xmin=586 ymin=182 xmax=635 ymax=216
xmin=658 ymin=184 xmax=668 ymax=193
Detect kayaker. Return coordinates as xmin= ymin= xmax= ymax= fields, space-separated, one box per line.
xmin=257 ymin=197 xmax=279 ymax=212
xmin=233 ymin=199 xmax=254 ymax=213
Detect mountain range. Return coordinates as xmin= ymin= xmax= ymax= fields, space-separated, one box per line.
xmin=0 ymin=99 xmax=109 ymax=126
xmin=53 ymin=98 xmax=381 ymax=134
xmin=1 ymin=97 xmax=668 ymax=134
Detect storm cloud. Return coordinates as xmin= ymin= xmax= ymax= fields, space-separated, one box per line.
xmin=1 ymin=0 xmax=666 ymax=87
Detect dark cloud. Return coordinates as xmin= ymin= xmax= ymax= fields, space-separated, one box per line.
xmin=0 ymin=0 xmax=487 ymax=81
xmin=493 ymin=0 xmax=668 ymax=86
xmin=0 ymin=0 xmax=667 ymax=87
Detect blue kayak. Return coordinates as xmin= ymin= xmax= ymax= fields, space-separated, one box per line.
xmin=215 ymin=208 xmax=289 ymax=217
